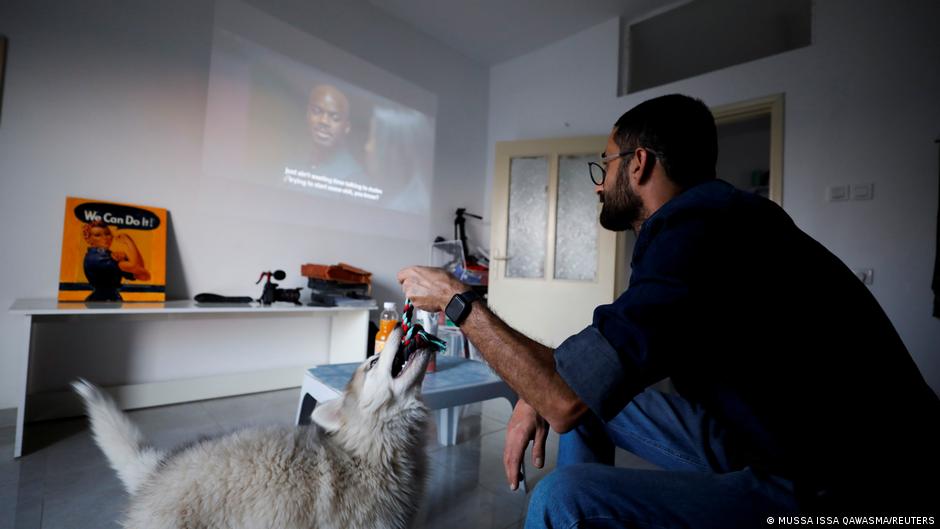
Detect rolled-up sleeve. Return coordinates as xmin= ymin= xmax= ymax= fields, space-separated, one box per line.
xmin=554 ymin=325 xmax=649 ymax=420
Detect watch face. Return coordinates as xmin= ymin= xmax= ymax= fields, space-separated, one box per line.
xmin=445 ymin=295 xmax=466 ymax=323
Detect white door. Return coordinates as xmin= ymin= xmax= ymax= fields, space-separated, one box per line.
xmin=488 ymin=136 xmax=621 ymax=347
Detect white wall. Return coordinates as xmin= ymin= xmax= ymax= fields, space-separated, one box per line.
xmin=0 ymin=0 xmax=489 ymax=409
xmin=487 ymin=0 xmax=940 ymax=393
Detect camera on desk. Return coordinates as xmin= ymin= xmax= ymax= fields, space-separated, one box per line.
xmin=256 ymin=270 xmax=302 ymax=306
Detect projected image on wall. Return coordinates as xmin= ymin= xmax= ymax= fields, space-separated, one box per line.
xmin=203 ymin=28 xmax=435 ymax=214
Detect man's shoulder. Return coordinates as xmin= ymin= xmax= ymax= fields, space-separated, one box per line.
xmin=667 ymin=180 xmax=766 ymax=213
xmin=653 ymin=180 xmax=789 ymax=232
xmin=634 ymin=180 xmax=795 ymax=265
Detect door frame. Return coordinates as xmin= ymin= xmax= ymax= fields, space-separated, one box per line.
xmin=711 ymin=93 xmax=785 ymax=205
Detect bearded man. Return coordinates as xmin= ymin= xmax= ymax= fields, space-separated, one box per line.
xmin=398 ymin=94 xmax=939 ymax=527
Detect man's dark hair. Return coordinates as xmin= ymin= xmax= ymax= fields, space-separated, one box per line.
xmin=613 ymin=94 xmax=718 ymax=188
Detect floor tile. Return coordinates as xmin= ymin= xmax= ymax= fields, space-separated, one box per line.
xmin=6 ymin=476 xmax=45 ymax=529
xmin=500 ymin=518 xmax=526 ymax=529
xmin=0 ymin=445 xmax=46 ymax=490
xmin=125 ymin=400 xmax=228 ymax=449
xmin=40 ymin=422 xmax=110 ymax=478
xmin=198 ymin=389 xmax=298 ymax=430
xmin=39 ymin=463 xmax=124 ymax=529
xmin=416 ymin=459 xmax=529 ymax=529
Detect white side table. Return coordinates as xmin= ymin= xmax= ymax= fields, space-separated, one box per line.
xmin=296 ymin=355 xmax=518 ymax=446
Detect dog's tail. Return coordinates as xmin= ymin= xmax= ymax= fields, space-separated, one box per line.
xmin=71 ymin=378 xmax=164 ymax=495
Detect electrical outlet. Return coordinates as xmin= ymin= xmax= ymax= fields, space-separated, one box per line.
xmin=855 ymin=268 xmax=874 ymax=285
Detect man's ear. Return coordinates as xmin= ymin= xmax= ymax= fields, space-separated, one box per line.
xmin=637 ymin=148 xmax=656 ymax=183
xmin=312 ymin=399 xmax=344 ymax=433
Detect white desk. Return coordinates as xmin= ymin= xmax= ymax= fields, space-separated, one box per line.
xmin=8 ymin=298 xmax=375 ymax=458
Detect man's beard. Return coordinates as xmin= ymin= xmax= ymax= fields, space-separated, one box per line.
xmin=599 ymin=166 xmax=644 ymax=232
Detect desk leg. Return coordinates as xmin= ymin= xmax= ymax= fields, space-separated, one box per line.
xmin=436 ymin=407 xmax=459 ymax=446
xmin=297 ymin=394 xmax=317 ymax=426
xmin=296 ymin=374 xmax=318 ymax=426
xmin=295 ymin=374 xmax=341 ymax=426
xmin=14 ymin=315 xmax=32 ymax=458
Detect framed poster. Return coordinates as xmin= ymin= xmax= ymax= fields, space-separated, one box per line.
xmin=58 ymin=197 xmax=168 ymax=302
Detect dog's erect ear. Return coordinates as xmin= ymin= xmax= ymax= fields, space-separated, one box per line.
xmin=311 ymin=399 xmax=344 ymax=433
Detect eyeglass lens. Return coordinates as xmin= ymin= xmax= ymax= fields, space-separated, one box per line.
xmin=590 ymin=163 xmax=605 ymax=185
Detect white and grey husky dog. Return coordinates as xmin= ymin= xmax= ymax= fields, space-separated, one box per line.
xmin=73 ymin=327 xmax=431 ymax=529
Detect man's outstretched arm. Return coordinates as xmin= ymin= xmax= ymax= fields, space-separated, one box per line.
xmin=397 ymin=266 xmax=587 ymax=432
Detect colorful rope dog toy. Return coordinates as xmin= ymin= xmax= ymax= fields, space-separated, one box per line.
xmin=400 ymin=299 xmax=447 ymax=356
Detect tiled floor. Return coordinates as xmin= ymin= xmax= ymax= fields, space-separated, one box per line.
xmin=0 ymin=389 xmax=655 ymax=529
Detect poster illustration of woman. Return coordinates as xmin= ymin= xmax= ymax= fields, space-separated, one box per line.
xmin=81 ymin=220 xmax=151 ymax=301
xmin=57 ymin=198 xmax=167 ymax=302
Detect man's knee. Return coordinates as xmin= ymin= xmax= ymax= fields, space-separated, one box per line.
xmin=532 ymin=465 xmax=581 ymax=501
xmin=527 ymin=465 xmax=601 ymax=528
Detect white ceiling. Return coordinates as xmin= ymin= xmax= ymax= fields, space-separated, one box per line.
xmin=368 ymin=0 xmax=668 ymax=66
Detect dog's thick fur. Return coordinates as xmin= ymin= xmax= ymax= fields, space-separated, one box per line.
xmin=73 ymin=328 xmax=431 ymax=529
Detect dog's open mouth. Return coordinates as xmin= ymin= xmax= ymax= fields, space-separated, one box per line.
xmin=391 ymin=348 xmax=416 ymax=379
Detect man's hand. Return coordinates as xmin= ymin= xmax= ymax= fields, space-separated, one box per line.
xmin=397 ymin=266 xmax=466 ymax=312
xmin=503 ymin=399 xmax=548 ymax=491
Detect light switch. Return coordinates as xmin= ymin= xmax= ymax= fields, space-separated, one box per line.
xmin=852 ymin=183 xmax=874 ymax=200
xmin=827 ymin=185 xmax=849 ymax=202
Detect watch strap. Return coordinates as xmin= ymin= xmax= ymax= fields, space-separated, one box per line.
xmin=459 ymin=289 xmax=481 ymax=305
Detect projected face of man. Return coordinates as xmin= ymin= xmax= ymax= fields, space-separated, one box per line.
xmin=308 ymin=85 xmax=351 ymax=160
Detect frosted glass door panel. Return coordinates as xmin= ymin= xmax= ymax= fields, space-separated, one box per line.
xmin=555 ymin=155 xmax=599 ymax=280
xmin=506 ymin=156 xmax=549 ymax=278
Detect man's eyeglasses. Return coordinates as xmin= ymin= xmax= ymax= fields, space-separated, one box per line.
xmin=588 ymin=150 xmax=634 ymax=186
xmin=587 ymin=148 xmax=660 ymax=186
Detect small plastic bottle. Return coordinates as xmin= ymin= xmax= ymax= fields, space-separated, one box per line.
xmin=374 ymin=302 xmax=399 ymax=355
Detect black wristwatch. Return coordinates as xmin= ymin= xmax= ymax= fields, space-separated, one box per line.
xmin=445 ymin=290 xmax=482 ymax=326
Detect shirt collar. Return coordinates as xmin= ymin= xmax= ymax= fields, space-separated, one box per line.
xmin=632 ymin=179 xmax=734 ymax=263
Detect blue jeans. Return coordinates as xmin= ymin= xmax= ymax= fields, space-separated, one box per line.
xmin=525 ymin=388 xmax=799 ymax=528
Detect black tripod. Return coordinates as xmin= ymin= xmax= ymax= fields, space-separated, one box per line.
xmin=454 ymin=208 xmax=482 ymax=263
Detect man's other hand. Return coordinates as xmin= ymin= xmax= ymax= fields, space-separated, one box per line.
xmin=503 ymin=398 xmax=548 ymax=491
xmin=397 ymin=266 xmax=465 ymax=312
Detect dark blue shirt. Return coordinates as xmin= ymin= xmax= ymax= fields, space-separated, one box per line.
xmin=555 ymin=180 xmax=939 ymax=500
